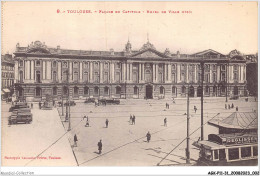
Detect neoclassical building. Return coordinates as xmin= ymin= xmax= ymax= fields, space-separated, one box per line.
xmin=13 ymin=40 xmax=247 ymax=101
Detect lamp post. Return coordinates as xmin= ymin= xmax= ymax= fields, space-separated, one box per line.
xmin=200 ymin=62 xmax=204 ymax=141
xmin=67 ymin=70 xmax=71 ymax=131
xmin=186 ymin=83 xmax=190 ymax=164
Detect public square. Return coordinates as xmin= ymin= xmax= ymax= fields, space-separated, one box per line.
xmin=57 ymin=97 xmax=258 ymax=166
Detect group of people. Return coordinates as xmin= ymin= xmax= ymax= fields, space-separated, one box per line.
xmin=225 ymin=103 xmax=239 ymax=111
xmin=129 ymin=114 xmax=136 ymax=125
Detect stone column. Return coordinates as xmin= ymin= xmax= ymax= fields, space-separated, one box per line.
xmin=31 ymin=60 xmax=34 ymax=80
xmin=139 ymin=63 xmax=142 ymax=82
xmin=14 ymin=61 xmax=18 ymax=83
xmin=43 ymin=61 xmax=46 ymax=80
xmin=100 ymin=62 xmax=103 ymax=83
xmin=194 ymin=65 xmax=197 ymax=83
xmin=129 ymin=63 xmax=132 ymax=82
xmin=69 ymin=61 xmax=72 ymax=81
xmin=156 ymin=63 xmax=159 ymax=83
xmin=89 ymin=62 xmax=93 ymax=83
xmin=241 ymin=65 xmax=244 ymax=82
xmin=168 ymin=64 xmax=171 ymax=82
xmin=238 ymin=65 xmax=241 ymax=83
xmin=58 ymin=61 xmax=61 ymax=82
xmin=153 ymin=64 xmax=156 ymax=82
xmin=47 ymin=61 xmax=52 ymax=80
xmin=217 ymin=65 xmax=220 ymax=82
xmin=164 ymin=64 xmax=167 ymax=82
xmin=142 ymin=63 xmax=145 ymax=81
xmin=244 ymin=65 xmax=246 ymax=81
xmin=186 ymin=64 xmax=189 ymax=83
xmin=177 ymin=64 xmax=181 ymax=83
xmin=209 ymin=65 xmax=212 ymax=83
xmin=80 ymin=62 xmax=83 ymax=81
xmin=111 ymin=62 xmax=115 ymax=83
xmin=122 ymin=63 xmax=125 ymax=82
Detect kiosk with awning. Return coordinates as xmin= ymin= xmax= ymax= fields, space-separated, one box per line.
xmin=197 ymin=112 xmax=258 ymax=166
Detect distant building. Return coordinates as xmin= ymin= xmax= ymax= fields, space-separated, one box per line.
xmin=13 ymin=40 xmax=247 ymax=102
xmin=1 ymin=54 xmax=14 ymax=99
xmin=246 ymin=54 xmax=258 ymax=96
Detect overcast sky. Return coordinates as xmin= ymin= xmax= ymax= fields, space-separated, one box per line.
xmin=2 ymin=1 xmax=258 ymax=55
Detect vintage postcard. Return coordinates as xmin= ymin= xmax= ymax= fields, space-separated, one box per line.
xmin=1 ymin=1 xmax=259 ymax=175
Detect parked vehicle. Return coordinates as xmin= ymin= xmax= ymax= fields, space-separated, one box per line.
xmin=9 ymin=103 xmax=29 ymax=112
xmin=64 ymin=101 xmax=76 ymax=106
xmin=230 ymin=95 xmax=239 ymax=100
xmin=84 ymin=98 xmax=95 ymax=103
xmin=99 ymin=98 xmax=120 ymax=105
xmin=8 ymin=112 xmax=33 ymax=125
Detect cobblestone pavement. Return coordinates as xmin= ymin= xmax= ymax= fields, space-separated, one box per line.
xmin=1 ymin=102 xmax=77 ymax=166
xmin=57 ymin=97 xmax=257 ymax=166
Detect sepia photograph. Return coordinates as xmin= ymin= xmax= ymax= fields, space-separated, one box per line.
xmin=1 ymin=1 xmax=259 ymax=175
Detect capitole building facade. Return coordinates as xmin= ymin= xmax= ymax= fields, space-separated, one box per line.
xmin=13 ymin=40 xmax=247 ymax=102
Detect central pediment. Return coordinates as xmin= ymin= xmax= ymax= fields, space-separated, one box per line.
xmin=130 ymin=48 xmax=168 ymax=58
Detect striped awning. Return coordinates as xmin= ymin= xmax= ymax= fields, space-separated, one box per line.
xmin=3 ymin=88 xmax=10 ymax=93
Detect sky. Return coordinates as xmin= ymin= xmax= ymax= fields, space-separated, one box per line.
xmin=1 ymin=1 xmax=258 ymax=55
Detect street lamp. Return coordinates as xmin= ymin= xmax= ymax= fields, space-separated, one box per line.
xmin=186 ymin=83 xmax=190 ymax=164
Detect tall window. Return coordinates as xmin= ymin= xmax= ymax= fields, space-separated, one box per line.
xmin=104 ymin=72 xmax=109 ymax=83
xmin=115 ymin=72 xmax=120 ymax=83
xmin=171 ymin=73 xmax=176 ymax=83
xmin=104 ymin=63 xmax=109 ymax=69
xmin=84 ymin=87 xmax=89 ymax=95
xmin=73 ymin=62 xmax=78 ymax=68
xmin=221 ymin=73 xmax=226 ymax=81
xmin=53 ymin=71 xmax=57 ymax=82
xmin=74 ymin=86 xmax=79 ymax=96
xmin=116 ymin=63 xmax=121 ymax=69
xmin=94 ymin=62 xmax=99 ymax=69
xmin=133 ymin=72 xmax=138 ymax=83
xmin=205 ymin=86 xmax=209 ymax=93
xmin=160 ymin=86 xmax=164 ymax=94
xmin=74 ymin=72 xmax=79 ymax=81
xmin=94 ymin=86 xmax=99 ymax=95
xmin=116 ymin=86 xmax=121 ymax=94
xmin=213 ymin=73 xmax=216 ymax=82
xmin=221 ymin=65 xmax=226 ymax=71
xmin=19 ymin=60 xmax=23 ymax=67
xmin=172 ymin=86 xmax=176 ymax=94
xmin=53 ymin=87 xmax=57 ymax=96
xmin=36 ymin=60 xmax=41 ymax=67
xmin=36 ymin=87 xmax=42 ymax=97
xmin=62 ymin=62 xmax=68 ymax=68
xmin=62 ymin=71 xmax=68 ymax=81
xmin=234 ymin=65 xmax=238 ymax=71
xmin=83 ymin=72 xmax=88 ymax=82
xmin=104 ymin=87 xmax=109 ymax=95
xmin=84 ymin=62 xmax=89 ymax=68
xmin=134 ymin=86 xmax=138 ymax=95
xmin=181 ymin=73 xmax=185 ymax=82
xmin=182 ymin=86 xmax=186 ymax=94
xmin=53 ymin=61 xmax=57 ymax=67
xmin=234 ymin=73 xmax=237 ymax=80
xmin=94 ymin=72 xmax=99 ymax=83
xmin=36 ymin=71 xmax=41 ymax=83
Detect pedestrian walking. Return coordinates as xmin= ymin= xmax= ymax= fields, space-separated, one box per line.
xmin=98 ymin=140 xmax=102 ymax=154
xmin=228 ymin=104 xmax=231 ymax=109
xmin=231 ymin=103 xmax=234 ymax=109
xmin=146 ymin=131 xmax=151 ymax=143
xmin=132 ymin=115 xmax=135 ymax=125
xmin=236 ymin=106 xmax=238 ymax=111
xmin=74 ymin=134 xmax=78 ymax=147
xmin=105 ymin=119 xmax=109 ymax=128
xmin=31 ymin=103 xmax=33 ymax=109
xmin=165 ymin=103 xmax=167 ymax=109
xmin=164 ymin=118 xmax=167 ymax=127
xmin=225 ymin=104 xmax=227 ymax=109
xmin=39 ymin=102 xmax=42 ymax=109
xmin=129 ymin=115 xmax=133 ymax=125
xmin=85 ymin=120 xmax=89 ymax=127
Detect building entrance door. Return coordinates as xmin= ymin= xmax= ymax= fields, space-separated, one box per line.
xmin=146 ymin=85 xmax=153 ymax=99
xmin=189 ymin=86 xmax=194 ymax=97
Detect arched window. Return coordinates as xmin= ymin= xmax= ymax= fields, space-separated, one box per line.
xmin=53 ymin=87 xmax=58 ymax=96
xmin=62 ymin=61 xmax=68 ymax=68
xmin=116 ymin=86 xmax=121 ymax=94
xmin=73 ymin=62 xmax=78 ymax=68
xmin=134 ymin=86 xmax=138 ymax=95
xmin=74 ymin=86 xmax=79 ymax=96
xmin=104 ymin=87 xmax=109 ymax=95
xmin=182 ymin=86 xmax=186 ymax=94
xmin=160 ymin=86 xmax=165 ymax=94
xmin=84 ymin=62 xmax=89 ymax=68
xmin=84 ymin=87 xmax=89 ymax=95
xmin=94 ymin=86 xmax=99 ymax=95
xmin=35 ymin=87 xmax=42 ymax=97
